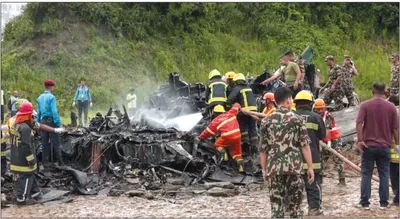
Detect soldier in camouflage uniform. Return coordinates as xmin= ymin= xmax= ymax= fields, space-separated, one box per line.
xmin=322 ymin=56 xmax=345 ymax=111
xmin=259 ymin=87 xmax=315 ymax=218
xmin=297 ymin=57 xmax=311 ymax=91
xmin=342 ymin=55 xmax=356 ymax=106
xmin=390 ymin=54 xmax=399 ymax=96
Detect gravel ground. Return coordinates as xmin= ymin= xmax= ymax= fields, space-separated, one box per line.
xmin=2 ymin=175 xmax=399 ymax=218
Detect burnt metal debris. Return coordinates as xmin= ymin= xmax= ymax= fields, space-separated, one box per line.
xmin=1 ymin=71 xmax=358 ymax=206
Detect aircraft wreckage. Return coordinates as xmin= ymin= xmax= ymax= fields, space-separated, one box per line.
xmin=1 ymin=70 xmax=360 ymax=206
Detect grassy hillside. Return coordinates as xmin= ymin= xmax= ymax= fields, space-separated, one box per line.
xmin=2 ymin=3 xmax=398 ymax=122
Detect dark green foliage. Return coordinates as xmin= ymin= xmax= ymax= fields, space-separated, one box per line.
xmin=2 ymin=3 xmax=398 ymax=121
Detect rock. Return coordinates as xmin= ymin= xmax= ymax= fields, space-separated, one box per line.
xmin=204 ymin=182 xmax=234 ymax=190
xmin=125 ymin=190 xmax=145 ymax=197
xmin=126 ymin=178 xmax=140 ymax=184
xmin=206 ymin=187 xmax=237 ymax=197
xmin=192 ymin=190 xmax=207 ymax=194
xmin=144 ymin=192 xmax=154 ymax=200
xmin=167 ymin=178 xmax=185 ymax=185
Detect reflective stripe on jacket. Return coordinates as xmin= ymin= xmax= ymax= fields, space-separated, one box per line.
xmin=295 ymin=108 xmax=326 ymax=171
xmin=226 ymin=81 xmax=257 ymax=111
xmin=200 ymin=106 xmax=240 ymax=140
xmin=262 ymin=107 xmax=276 ymax=116
xmin=205 ymin=78 xmax=227 ymax=106
xmin=10 ymin=122 xmax=37 ymax=174
xmin=322 ymin=110 xmax=341 ymax=142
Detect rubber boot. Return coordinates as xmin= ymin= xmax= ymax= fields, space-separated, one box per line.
xmin=237 ymin=159 xmax=245 ymax=173
xmin=216 ymin=147 xmax=228 ymax=162
xmin=308 ymin=208 xmax=324 ymax=216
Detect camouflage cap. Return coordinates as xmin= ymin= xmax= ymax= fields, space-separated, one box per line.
xmin=344 ymin=55 xmax=351 ymax=59
xmin=325 ymin=55 xmax=334 ymax=62
xmin=391 ymin=53 xmax=399 ymax=58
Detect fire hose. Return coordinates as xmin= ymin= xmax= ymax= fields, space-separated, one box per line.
xmin=240 ymin=109 xmax=381 ymax=183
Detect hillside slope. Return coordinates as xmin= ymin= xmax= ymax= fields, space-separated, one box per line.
xmin=2 ymin=3 xmax=399 ymax=116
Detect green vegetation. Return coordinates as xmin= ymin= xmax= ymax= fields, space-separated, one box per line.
xmin=2 ymin=3 xmax=398 ymax=123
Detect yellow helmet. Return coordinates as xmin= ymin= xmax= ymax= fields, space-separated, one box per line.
xmin=209 ymin=69 xmax=221 ymax=79
xmin=294 ymin=90 xmax=314 ymax=102
xmin=225 ymin=71 xmax=236 ymax=79
xmin=213 ymin=105 xmax=225 ymax=113
xmin=291 ymin=103 xmax=296 ymax=111
xmin=233 ymin=73 xmax=246 ymax=81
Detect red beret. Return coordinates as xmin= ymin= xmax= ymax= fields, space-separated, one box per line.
xmin=44 ymin=80 xmax=56 ymax=86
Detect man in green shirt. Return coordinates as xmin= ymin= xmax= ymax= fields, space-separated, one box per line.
xmin=262 ymin=55 xmax=302 ymax=98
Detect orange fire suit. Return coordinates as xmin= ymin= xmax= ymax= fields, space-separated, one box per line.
xmin=200 ymin=103 xmax=243 ymax=161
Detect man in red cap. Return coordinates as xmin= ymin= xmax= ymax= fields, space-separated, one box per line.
xmin=36 ymin=80 xmax=64 ymax=169
xmin=10 ymin=102 xmax=41 ymax=205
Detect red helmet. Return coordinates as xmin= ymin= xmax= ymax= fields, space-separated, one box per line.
xmin=263 ymin=93 xmax=275 ymax=102
xmin=17 ymin=102 xmax=34 ymax=115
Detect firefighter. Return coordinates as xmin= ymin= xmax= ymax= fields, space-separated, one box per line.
xmin=294 ymin=91 xmax=326 ymax=216
xmin=227 ymin=73 xmax=258 ymax=152
xmin=199 ymin=103 xmax=244 ymax=172
xmin=314 ymin=98 xmax=346 ymax=186
xmin=225 ymin=71 xmax=236 ymax=97
xmin=262 ymin=93 xmax=276 ymax=116
xmin=9 ymin=102 xmax=41 ymax=205
xmin=205 ymin=69 xmax=228 ymax=120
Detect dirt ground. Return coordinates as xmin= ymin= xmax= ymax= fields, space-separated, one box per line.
xmin=2 ymin=174 xmax=399 ymax=218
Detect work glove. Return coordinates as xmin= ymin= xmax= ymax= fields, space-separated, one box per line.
xmin=90 ymin=102 xmax=93 ymax=108
xmin=395 ymin=145 xmax=400 ymax=156
xmin=28 ymin=160 xmax=36 ymax=169
xmin=327 ymin=141 xmax=332 ymax=148
xmin=72 ymin=102 xmax=76 ymax=107
xmin=54 ymin=127 xmax=66 ymax=133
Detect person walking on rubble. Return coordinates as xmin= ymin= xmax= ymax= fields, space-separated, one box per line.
xmin=227 ymin=73 xmax=258 ymax=153
xmin=388 ymin=95 xmax=399 ymax=206
xmin=389 ymin=53 xmax=399 ymax=96
xmin=126 ymin=87 xmax=137 ymax=117
xmin=294 ymin=91 xmax=326 ymax=216
xmin=225 ymin=71 xmax=236 ymax=97
xmin=259 ymin=87 xmax=314 ymax=218
xmin=261 ymin=53 xmax=302 ymax=98
xmin=314 ymin=99 xmax=346 ymax=186
xmin=342 ymin=55 xmax=357 ymax=106
xmin=199 ymin=103 xmax=245 ymax=172
xmin=322 ymin=56 xmax=345 ymax=111
xmin=205 ymin=69 xmax=228 ymax=120
xmin=262 ymin=93 xmax=276 ymax=116
xmin=9 ymin=102 xmax=42 ymax=205
xmin=37 ymin=80 xmax=64 ymax=169
xmin=356 ymin=82 xmax=399 ymax=210
xmin=73 ymin=79 xmax=93 ymax=127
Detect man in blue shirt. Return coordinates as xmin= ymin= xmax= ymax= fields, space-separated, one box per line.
xmin=37 ymin=80 xmax=63 ymax=168
xmin=73 ymin=80 xmax=92 ymax=127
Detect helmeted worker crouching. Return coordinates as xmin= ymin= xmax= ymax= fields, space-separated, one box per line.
xmin=199 ymin=103 xmax=244 ymax=172
xmin=314 ymin=98 xmax=346 ymax=186
xmin=294 ymin=91 xmax=326 ymax=216
xmin=227 ymin=73 xmax=258 ymax=152
xmin=10 ymin=102 xmax=41 ymax=205
xmin=205 ymin=69 xmax=228 ymax=120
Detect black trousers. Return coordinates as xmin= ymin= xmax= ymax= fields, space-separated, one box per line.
xmin=390 ymin=162 xmax=399 ymax=204
xmin=16 ymin=173 xmax=41 ymax=202
xmin=41 ymin=117 xmax=62 ymax=166
xmin=1 ymin=142 xmax=6 ymax=177
xmin=1 ymin=105 xmax=4 ymax=124
xmin=237 ymin=113 xmax=257 ymax=140
xmin=303 ymin=172 xmax=322 ymax=209
xmin=78 ymin=100 xmax=89 ymax=126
